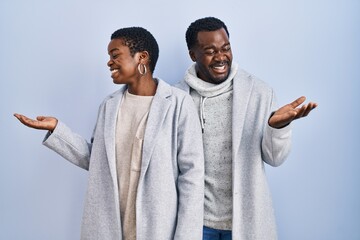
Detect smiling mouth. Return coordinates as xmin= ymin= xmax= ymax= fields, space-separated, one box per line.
xmin=110 ymin=69 xmax=119 ymax=77
xmin=210 ymin=62 xmax=229 ymax=73
xmin=212 ymin=65 xmax=226 ymax=71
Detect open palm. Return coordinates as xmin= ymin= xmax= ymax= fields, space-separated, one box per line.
xmin=14 ymin=113 xmax=58 ymax=131
xmin=268 ymin=96 xmax=318 ymax=129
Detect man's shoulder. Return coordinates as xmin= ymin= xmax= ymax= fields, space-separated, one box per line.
xmin=173 ymin=80 xmax=189 ymax=93
xmin=235 ymin=68 xmax=273 ymax=92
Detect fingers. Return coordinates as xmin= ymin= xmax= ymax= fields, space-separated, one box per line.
xmin=14 ymin=113 xmax=24 ymax=120
xmin=14 ymin=113 xmax=31 ymax=123
xmin=14 ymin=113 xmax=35 ymax=127
xmin=295 ymin=102 xmax=318 ymax=118
xmin=270 ymin=97 xmax=318 ymax=127
xmin=14 ymin=113 xmax=44 ymax=129
xmin=302 ymin=103 xmax=315 ymax=117
xmin=294 ymin=105 xmax=307 ymax=118
xmin=290 ymin=96 xmax=306 ymax=108
xmin=14 ymin=113 xmax=58 ymax=131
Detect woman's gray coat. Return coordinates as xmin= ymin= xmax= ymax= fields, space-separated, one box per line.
xmin=43 ymin=79 xmax=204 ymax=240
xmin=177 ymin=68 xmax=292 ymax=240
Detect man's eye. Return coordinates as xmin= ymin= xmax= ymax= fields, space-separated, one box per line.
xmin=223 ymin=47 xmax=231 ymax=52
xmin=205 ymin=50 xmax=215 ymax=55
xmin=112 ymin=54 xmax=119 ymax=59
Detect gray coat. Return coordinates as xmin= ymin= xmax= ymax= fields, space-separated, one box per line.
xmin=177 ymin=68 xmax=292 ymax=240
xmin=43 ymin=79 xmax=204 ymax=240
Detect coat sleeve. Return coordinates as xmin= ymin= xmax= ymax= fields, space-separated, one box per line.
xmin=261 ymin=90 xmax=292 ymax=167
xmin=174 ymin=94 xmax=204 ymax=240
xmin=42 ymin=121 xmax=93 ymax=170
xmin=42 ymin=102 xmax=104 ymax=170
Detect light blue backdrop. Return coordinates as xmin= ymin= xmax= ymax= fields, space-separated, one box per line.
xmin=1 ymin=0 xmax=359 ymax=239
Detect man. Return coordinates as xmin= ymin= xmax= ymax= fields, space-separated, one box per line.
xmin=176 ymin=17 xmax=317 ymax=240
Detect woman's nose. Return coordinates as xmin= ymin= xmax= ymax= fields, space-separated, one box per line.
xmin=107 ymin=59 xmax=113 ymax=67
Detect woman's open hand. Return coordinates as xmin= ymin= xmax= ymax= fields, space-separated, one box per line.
xmin=14 ymin=113 xmax=58 ymax=131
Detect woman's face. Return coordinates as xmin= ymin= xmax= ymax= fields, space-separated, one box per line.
xmin=107 ymin=38 xmax=140 ymax=85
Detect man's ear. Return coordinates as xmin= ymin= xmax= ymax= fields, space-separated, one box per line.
xmin=189 ymin=50 xmax=196 ymax=62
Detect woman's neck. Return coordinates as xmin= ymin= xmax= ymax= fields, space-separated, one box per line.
xmin=127 ymin=76 xmax=157 ymax=96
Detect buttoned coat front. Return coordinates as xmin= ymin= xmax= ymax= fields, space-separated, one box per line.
xmin=177 ymin=68 xmax=292 ymax=240
xmin=43 ymin=79 xmax=204 ymax=240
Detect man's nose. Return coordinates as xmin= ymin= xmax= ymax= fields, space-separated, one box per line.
xmin=214 ymin=50 xmax=226 ymax=61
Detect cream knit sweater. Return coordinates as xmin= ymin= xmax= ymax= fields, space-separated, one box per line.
xmin=115 ymin=90 xmax=153 ymax=240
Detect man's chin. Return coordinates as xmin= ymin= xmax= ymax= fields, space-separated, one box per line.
xmin=211 ymin=78 xmax=227 ymax=84
xmin=210 ymin=74 xmax=229 ymax=84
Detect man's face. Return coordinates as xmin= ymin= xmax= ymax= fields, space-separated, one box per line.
xmin=189 ymin=28 xmax=233 ymax=84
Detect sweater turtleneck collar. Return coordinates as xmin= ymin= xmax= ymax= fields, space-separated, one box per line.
xmin=184 ymin=62 xmax=238 ymax=97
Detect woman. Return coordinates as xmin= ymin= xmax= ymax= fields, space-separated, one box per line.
xmin=14 ymin=27 xmax=204 ymax=240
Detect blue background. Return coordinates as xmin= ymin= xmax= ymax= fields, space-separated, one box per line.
xmin=1 ymin=0 xmax=359 ymax=239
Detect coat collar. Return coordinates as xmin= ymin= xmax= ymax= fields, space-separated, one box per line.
xmin=140 ymin=79 xmax=172 ymax=179
xmin=231 ymin=69 xmax=254 ymax=158
xmin=177 ymin=67 xmax=254 ymax=158
xmin=104 ymin=85 xmax=125 ymax=192
xmin=103 ymin=79 xmax=172 ymax=190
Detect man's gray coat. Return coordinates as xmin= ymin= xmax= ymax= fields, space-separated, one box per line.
xmin=177 ymin=68 xmax=292 ymax=240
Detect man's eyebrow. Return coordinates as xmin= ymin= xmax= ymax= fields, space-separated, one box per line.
xmin=203 ymin=46 xmax=215 ymax=50
xmin=202 ymin=42 xmax=230 ymax=49
xmin=201 ymin=44 xmax=217 ymax=49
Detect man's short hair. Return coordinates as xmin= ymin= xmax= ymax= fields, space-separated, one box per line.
xmin=186 ymin=17 xmax=229 ymax=50
xmin=111 ymin=27 xmax=159 ymax=72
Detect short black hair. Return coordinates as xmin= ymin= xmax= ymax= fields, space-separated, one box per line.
xmin=111 ymin=27 xmax=159 ymax=72
xmin=185 ymin=17 xmax=229 ymax=50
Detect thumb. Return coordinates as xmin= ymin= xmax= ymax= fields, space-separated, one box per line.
xmin=36 ymin=116 xmax=47 ymax=121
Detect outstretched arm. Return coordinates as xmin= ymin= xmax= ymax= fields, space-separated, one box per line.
xmin=14 ymin=113 xmax=58 ymax=131
xmin=262 ymin=96 xmax=317 ymax=167
xmin=14 ymin=113 xmax=91 ymax=170
xmin=268 ymin=96 xmax=318 ymax=129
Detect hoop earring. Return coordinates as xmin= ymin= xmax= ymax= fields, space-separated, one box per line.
xmin=138 ymin=63 xmax=147 ymax=76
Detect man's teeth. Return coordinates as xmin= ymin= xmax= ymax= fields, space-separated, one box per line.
xmin=111 ymin=69 xmax=118 ymax=74
xmin=213 ymin=65 xmax=225 ymax=70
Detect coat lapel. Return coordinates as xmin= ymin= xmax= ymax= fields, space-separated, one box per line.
xmin=141 ymin=80 xmax=171 ymax=177
xmin=178 ymin=68 xmax=254 ymax=158
xmin=104 ymin=86 xmax=126 ymax=191
xmin=232 ymin=70 xmax=254 ymax=158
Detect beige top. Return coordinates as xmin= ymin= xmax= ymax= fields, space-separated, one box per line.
xmin=115 ymin=90 xmax=153 ymax=240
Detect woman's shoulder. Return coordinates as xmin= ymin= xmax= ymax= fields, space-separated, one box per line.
xmin=156 ymin=78 xmax=189 ymax=99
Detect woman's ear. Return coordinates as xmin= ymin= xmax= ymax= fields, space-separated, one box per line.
xmin=138 ymin=51 xmax=150 ymax=64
